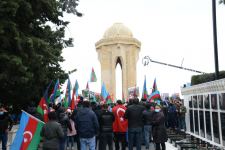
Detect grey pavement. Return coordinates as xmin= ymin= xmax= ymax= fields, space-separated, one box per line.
xmin=1 ymin=125 xmax=177 ymax=150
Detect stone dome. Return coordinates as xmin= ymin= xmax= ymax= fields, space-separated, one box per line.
xmin=103 ymin=23 xmax=133 ymax=38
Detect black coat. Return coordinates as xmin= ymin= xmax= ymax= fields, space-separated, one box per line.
xmin=143 ymin=110 xmax=153 ymax=125
xmin=152 ymin=111 xmax=168 ymax=143
xmin=124 ymin=104 xmax=145 ymax=128
xmin=99 ymin=109 xmax=115 ymax=133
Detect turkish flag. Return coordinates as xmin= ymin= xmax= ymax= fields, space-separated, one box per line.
xmin=112 ymin=105 xmax=128 ymax=132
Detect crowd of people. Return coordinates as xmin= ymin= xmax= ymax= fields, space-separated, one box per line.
xmin=0 ymin=96 xmax=186 ymax=150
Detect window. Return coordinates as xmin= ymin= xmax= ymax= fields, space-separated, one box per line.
xmin=193 ymin=96 xmax=197 ymax=108
xmin=204 ymin=94 xmax=210 ymax=109
xmin=205 ymin=111 xmax=212 ymax=140
xmin=212 ymin=112 xmax=220 ymax=144
xmin=190 ymin=110 xmax=194 ymax=132
xmin=220 ymin=113 xmax=225 ymax=146
xmin=198 ymin=95 xmax=203 ymax=109
xmin=199 ymin=111 xmax=205 ymax=138
xmin=211 ymin=94 xmax=218 ymax=109
xmin=189 ymin=96 xmax=192 ymax=108
xmin=194 ymin=110 xmax=199 ymax=135
xmin=219 ymin=93 xmax=225 ymax=110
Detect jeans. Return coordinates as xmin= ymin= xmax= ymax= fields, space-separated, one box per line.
xmin=128 ymin=127 xmax=142 ymax=150
xmin=60 ymin=133 xmax=67 ymax=150
xmin=80 ymin=136 xmax=96 ymax=150
xmin=178 ymin=117 xmax=186 ymax=131
xmin=99 ymin=133 xmax=113 ymax=150
xmin=0 ymin=132 xmax=8 ymax=150
xmin=144 ymin=125 xmax=152 ymax=149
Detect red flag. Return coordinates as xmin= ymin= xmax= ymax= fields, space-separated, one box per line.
xmin=70 ymin=94 xmax=75 ymax=110
xmin=112 ymin=105 xmax=128 ymax=133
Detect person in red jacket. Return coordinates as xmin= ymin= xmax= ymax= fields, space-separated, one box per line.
xmin=112 ymin=100 xmax=128 ymax=150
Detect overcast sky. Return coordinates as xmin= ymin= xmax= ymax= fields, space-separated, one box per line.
xmin=61 ymin=0 xmax=225 ymax=99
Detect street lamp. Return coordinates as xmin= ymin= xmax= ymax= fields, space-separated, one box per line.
xmin=142 ymin=56 xmax=205 ymax=74
xmin=68 ymin=68 xmax=77 ymax=75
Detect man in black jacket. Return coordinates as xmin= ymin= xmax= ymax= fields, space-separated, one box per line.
xmin=124 ymin=98 xmax=145 ymax=150
xmin=98 ymin=104 xmax=115 ymax=150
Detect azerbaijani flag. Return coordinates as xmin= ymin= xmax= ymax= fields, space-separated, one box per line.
xmin=90 ymin=67 xmax=97 ymax=82
xmin=142 ymin=76 xmax=148 ymax=99
xmin=37 ymin=81 xmax=52 ymax=122
xmin=37 ymin=97 xmax=48 ymax=123
xmin=101 ymin=82 xmax=109 ymax=102
xmin=50 ymin=79 xmax=61 ymax=103
xmin=106 ymin=94 xmax=113 ymax=104
xmin=147 ymin=90 xmax=161 ymax=102
xmin=63 ymin=78 xmax=71 ymax=108
xmin=70 ymin=80 xmax=79 ymax=110
xmin=10 ymin=110 xmax=45 ymax=150
xmin=152 ymin=78 xmax=158 ymax=93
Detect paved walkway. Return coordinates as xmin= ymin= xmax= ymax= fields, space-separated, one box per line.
xmin=2 ymin=125 xmax=178 ymax=150
xmin=64 ymin=142 xmax=178 ymax=150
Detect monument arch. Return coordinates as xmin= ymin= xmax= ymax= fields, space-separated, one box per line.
xmin=95 ymin=23 xmax=141 ymax=100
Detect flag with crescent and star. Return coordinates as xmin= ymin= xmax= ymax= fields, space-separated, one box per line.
xmin=37 ymin=81 xmax=52 ymax=123
xmin=10 ymin=110 xmax=45 ymax=150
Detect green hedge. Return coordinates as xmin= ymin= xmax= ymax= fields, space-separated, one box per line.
xmin=191 ymin=71 xmax=225 ymax=85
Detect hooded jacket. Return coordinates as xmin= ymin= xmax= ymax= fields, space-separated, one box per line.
xmin=75 ymin=107 xmax=99 ymax=138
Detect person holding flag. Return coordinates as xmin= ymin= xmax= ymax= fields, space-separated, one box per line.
xmin=112 ymin=100 xmax=128 ymax=150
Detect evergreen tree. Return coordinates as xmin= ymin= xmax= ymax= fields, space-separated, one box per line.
xmin=0 ymin=0 xmax=82 ymax=107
